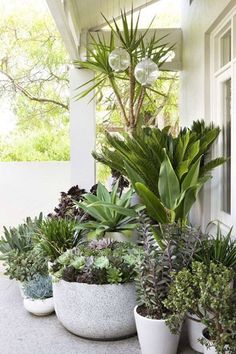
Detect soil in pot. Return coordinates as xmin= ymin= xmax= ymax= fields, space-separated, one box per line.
xmin=202 ymin=329 xmax=230 ymax=354
xmin=134 ymin=305 xmax=180 ymax=354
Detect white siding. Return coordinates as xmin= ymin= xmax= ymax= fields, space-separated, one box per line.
xmin=180 ymin=0 xmax=234 ymax=228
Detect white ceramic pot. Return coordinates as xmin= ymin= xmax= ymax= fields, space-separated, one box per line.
xmin=202 ymin=329 xmax=230 ymax=354
xmin=134 ymin=306 xmax=180 ymax=354
xmin=23 ymin=297 xmax=54 ymax=316
xmin=53 ymin=280 xmax=137 ymax=340
xmin=186 ymin=313 xmax=204 ymax=353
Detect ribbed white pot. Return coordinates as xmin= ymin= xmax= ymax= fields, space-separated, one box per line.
xmin=186 ymin=313 xmax=204 ymax=353
xmin=53 ymin=280 xmax=137 ymax=340
xmin=23 ymin=297 xmax=54 ymax=316
xmin=134 ymin=306 xmax=180 ymax=354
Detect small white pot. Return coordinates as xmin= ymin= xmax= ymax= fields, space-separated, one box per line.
xmin=23 ymin=297 xmax=54 ymax=316
xmin=202 ymin=329 xmax=230 ymax=354
xmin=186 ymin=313 xmax=204 ymax=353
xmin=134 ymin=306 xmax=180 ymax=354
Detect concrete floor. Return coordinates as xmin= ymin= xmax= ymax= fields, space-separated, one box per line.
xmin=0 ymin=277 xmax=196 ymax=354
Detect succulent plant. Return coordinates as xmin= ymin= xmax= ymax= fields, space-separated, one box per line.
xmin=52 ymin=239 xmax=142 ymax=285
xmin=23 ymin=274 xmax=53 ymax=300
xmin=3 ymin=246 xmax=48 ymax=283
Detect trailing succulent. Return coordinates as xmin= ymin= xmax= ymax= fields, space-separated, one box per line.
xmin=51 ymin=238 xmax=142 ymax=285
xmin=135 ymin=218 xmax=203 ymax=320
xmin=3 ymin=246 xmax=48 ymax=283
xmin=164 ymin=262 xmax=236 ymax=354
xmin=23 ymin=274 xmax=53 ymax=300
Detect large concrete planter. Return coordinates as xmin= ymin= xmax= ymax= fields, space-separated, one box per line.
xmin=53 ymin=280 xmax=137 ymax=340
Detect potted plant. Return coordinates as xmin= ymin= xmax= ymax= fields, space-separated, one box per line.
xmin=51 ymin=238 xmax=141 ymax=340
xmin=35 ymin=218 xmax=78 ymax=262
xmin=76 ymin=182 xmax=140 ymax=241
xmin=134 ymin=220 xmax=202 ymax=354
xmin=23 ymin=274 xmax=54 ymax=316
xmin=93 ymin=121 xmax=225 ymax=225
xmin=185 ymin=223 xmax=236 ymax=353
xmin=164 ymin=262 xmax=236 ymax=354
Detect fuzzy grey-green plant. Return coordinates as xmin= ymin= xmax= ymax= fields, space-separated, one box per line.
xmin=23 ymin=274 xmax=53 ymax=300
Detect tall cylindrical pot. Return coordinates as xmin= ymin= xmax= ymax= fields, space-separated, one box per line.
xmin=186 ymin=313 xmax=204 ymax=353
xmin=134 ymin=306 xmax=180 ymax=354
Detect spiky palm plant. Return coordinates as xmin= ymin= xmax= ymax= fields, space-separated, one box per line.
xmin=74 ymin=8 xmax=172 ymax=133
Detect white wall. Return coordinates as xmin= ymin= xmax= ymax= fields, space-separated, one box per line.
xmin=0 ymin=162 xmax=71 ymax=232
xmin=180 ymin=0 xmax=234 ymax=228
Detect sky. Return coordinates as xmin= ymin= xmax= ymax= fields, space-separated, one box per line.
xmin=0 ymin=0 xmax=181 ymax=135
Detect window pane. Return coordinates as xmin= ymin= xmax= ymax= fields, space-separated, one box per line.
xmin=221 ymin=29 xmax=231 ymax=67
xmin=221 ymin=79 xmax=231 ymax=214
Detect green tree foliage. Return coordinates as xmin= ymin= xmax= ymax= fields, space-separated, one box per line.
xmin=0 ymin=0 xmax=70 ymax=161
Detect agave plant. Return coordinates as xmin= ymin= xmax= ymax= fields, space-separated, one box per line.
xmin=93 ymin=121 xmax=225 ymax=224
xmin=76 ymin=182 xmax=140 ymax=239
xmin=74 ymin=8 xmax=172 ymax=133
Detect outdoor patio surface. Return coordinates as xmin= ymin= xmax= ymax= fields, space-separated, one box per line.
xmin=0 ymin=276 xmax=196 ymax=354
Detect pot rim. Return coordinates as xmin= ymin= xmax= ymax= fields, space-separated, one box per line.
xmin=187 ymin=312 xmax=201 ymax=322
xmin=134 ymin=305 xmax=167 ymax=323
xmin=55 ymin=279 xmax=135 ymax=287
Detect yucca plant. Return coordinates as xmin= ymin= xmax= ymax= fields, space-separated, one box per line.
xmin=35 ymin=218 xmax=78 ymax=261
xmin=93 ymin=121 xmax=225 ymax=224
xmin=76 ymin=182 xmax=140 ymax=239
xmin=194 ymin=222 xmax=236 ymax=269
xmin=74 ymin=8 xmax=172 ymax=133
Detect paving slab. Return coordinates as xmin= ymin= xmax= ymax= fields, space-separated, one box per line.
xmin=0 ymin=277 xmax=196 ymax=354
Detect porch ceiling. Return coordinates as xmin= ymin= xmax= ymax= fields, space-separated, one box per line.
xmin=46 ymin=0 xmax=181 ymax=70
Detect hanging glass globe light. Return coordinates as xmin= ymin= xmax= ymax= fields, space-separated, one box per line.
xmin=108 ymin=48 xmax=130 ymax=72
xmin=134 ymin=57 xmax=159 ymax=86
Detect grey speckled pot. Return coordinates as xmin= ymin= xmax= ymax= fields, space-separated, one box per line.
xmin=53 ymin=280 xmax=137 ymax=340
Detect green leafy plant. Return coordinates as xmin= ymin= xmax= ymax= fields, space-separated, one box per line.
xmin=0 ymin=213 xmax=43 ymax=258
xmin=75 ymin=182 xmax=140 ymax=239
xmin=135 ymin=218 xmax=203 ymax=319
xmin=3 ymin=246 xmax=48 ymax=283
xmin=52 ymin=238 xmax=141 ymax=285
xmin=164 ymin=262 xmax=236 ymax=354
xmin=194 ymin=222 xmax=236 ymax=268
xmin=93 ymin=121 xmax=225 ymax=224
xmin=75 ymin=8 xmax=172 ymax=133
xmin=35 ymin=218 xmax=78 ymax=261
xmin=23 ymin=275 xmax=53 ymax=300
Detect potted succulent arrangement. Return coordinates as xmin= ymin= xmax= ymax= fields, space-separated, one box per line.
xmin=134 ymin=220 xmax=203 ymax=354
xmin=23 ymin=274 xmax=54 ymax=316
xmin=164 ymin=262 xmax=236 ymax=354
xmin=184 ymin=223 xmax=236 ymax=353
xmin=51 ymin=238 xmax=141 ymax=340
xmin=76 ymin=182 xmax=140 ymax=241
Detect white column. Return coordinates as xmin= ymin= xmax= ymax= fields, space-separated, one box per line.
xmin=69 ymin=66 xmax=96 ymax=190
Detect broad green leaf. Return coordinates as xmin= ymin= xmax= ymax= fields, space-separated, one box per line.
xmin=181 ymin=156 xmax=202 ymax=192
xmin=135 ymin=182 xmax=168 ymax=224
xmin=158 ymin=152 xmax=180 ymax=209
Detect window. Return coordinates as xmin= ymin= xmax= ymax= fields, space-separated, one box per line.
xmin=210 ymin=9 xmax=236 ymax=228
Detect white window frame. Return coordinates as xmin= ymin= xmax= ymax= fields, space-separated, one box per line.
xmin=210 ymin=7 xmax=236 ymax=230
